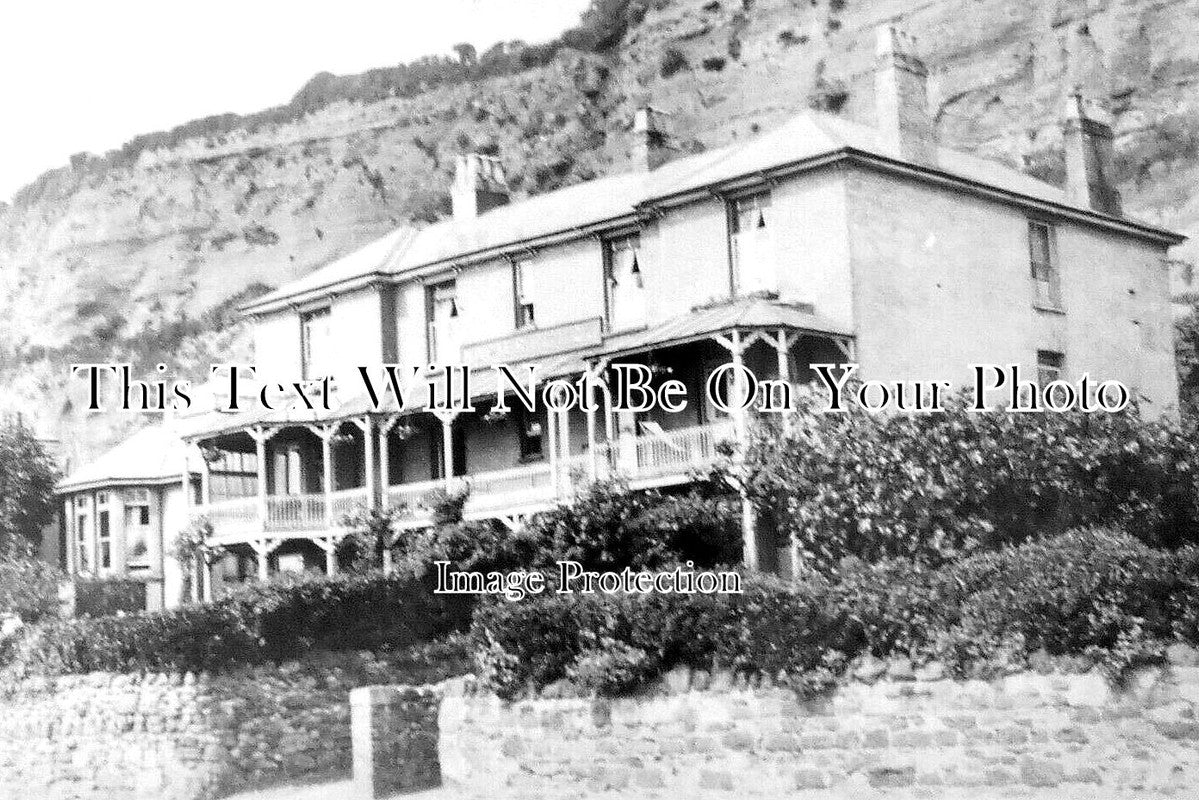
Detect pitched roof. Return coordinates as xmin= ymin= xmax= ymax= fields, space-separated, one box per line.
xmin=246 ymin=108 xmax=1179 ymax=314
xmin=598 ymin=294 xmax=852 ymax=358
xmin=57 ymin=424 xmax=197 ymax=493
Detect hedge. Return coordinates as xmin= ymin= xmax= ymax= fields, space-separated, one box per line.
xmin=472 ymin=529 xmax=1199 ymax=697
xmin=740 ymin=392 xmax=1199 ymax=568
xmin=2 ymin=572 xmax=472 ymax=679
xmin=74 ymin=578 xmax=147 ymax=617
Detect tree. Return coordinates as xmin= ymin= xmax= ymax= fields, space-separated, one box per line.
xmin=1177 ymin=300 xmax=1199 ymax=416
xmin=0 ymin=416 xmax=59 ymax=557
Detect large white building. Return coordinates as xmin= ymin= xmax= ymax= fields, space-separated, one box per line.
xmin=55 ymin=27 xmax=1185 ymax=603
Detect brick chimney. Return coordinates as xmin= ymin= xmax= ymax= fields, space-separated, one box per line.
xmin=632 ymin=107 xmax=672 ymax=171
xmin=1061 ymin=24 xmax=1120 ymax=216
xmin=1062 ymin=93 xmax=1121 ymax=216
xmin=452 ymin=153 xmax=510 ymax=220
xmin=874 ymin=25 xmax=936 ymax=166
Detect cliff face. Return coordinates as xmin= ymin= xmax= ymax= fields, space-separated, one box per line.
xmin=3 ymin=0 xmax=1199 ymax=464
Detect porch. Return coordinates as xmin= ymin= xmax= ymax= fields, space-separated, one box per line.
xmin=196 ymin=419 xmax=735 ymax=537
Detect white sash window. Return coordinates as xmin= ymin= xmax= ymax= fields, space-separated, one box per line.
xmin=605 ymin=233 xmax=647 ymax=331
xmin=730 ymin=192 xmax=776 ymax=294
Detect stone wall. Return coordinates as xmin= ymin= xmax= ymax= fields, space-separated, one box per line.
xmin=0 ymin=662 xmax=363 ymax=800
xmin=439 ymin=661 xmax=1199 ymax=796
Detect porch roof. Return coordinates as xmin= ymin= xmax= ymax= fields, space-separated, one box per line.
xmin=596 ymin=295 xmax=853 ymax=360
xmin=57 ymin=423 xmax=198 ymax=494
xmin=177 ymin=349 xmax=594 ymax=441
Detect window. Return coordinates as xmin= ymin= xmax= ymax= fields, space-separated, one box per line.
xmin=425 ymin=280 xmax=460 ymax=362
xmin=1037 ymin=350 xmax=1064 ymax=389
xmin=604 ymin=233 xmax=647 ymax=331
xmin=300 ymin=307 xmax=333 ymax=379
xmin=209 ymin=451 xmax=257 ymax=499
xmin=98 ymin=509 xmax=111 ymax=570
xmin=513 ymin=260 xmax=536 ymax=329
xmin=76 ymin=512 xmax=90 ymax=573
xmin=516 ymin=407 xmax=544 ymax=461
xmin=1029 ymin=221 xmax=1061 ymax=309
xmin=125 ymin=488 xmax=151 ymax=563
xmin=729 ymin=192 xmax=775 ymax=294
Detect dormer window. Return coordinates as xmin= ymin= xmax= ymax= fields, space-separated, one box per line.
xmin=300 ymin=307 xmax=332 ymax=380
xmin=605 ymin=233 xmax=647 ymax=331
xmin=729 ymin=191 xmax=775 ymax=294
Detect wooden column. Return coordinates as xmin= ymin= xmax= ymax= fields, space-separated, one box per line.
xmin=432 ymin=412 xmax=458 ymax=491
xmin=714 ymin=328 xmax=760 ymax=573
xmin=247 ymin=427 xmax=275 ymax=533
xmin=308 ymin=423 xmax=336 ymax=529
xmin=378 ymin=417 xmax=399 ymax=508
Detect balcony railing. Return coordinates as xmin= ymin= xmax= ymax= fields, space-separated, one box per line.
xmin=265 ymin=493 xmax=326 ymax=532
xmin=200 ymin=422 xmax=735 ymax=539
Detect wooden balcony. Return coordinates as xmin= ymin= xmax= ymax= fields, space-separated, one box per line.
xmin=199 ymin=422 xmax=734 ymax=541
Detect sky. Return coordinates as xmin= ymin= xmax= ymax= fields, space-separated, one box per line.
xmin=0 ymin=0 xmax=592 ymax=201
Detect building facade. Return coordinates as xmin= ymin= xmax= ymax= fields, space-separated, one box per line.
xmin=59 ymin=27 xmax=1185 ymax=592
xmin=55 ymin=424 xmax=195 ymax=610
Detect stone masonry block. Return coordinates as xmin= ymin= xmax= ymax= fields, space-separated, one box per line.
xmin=351 ymin=685 xmax=441 ymax=799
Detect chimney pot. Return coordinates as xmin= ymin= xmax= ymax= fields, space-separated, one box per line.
xmin=633 ymin=106 xmax=672 ymax=171
xmin=874 ymin=24 xmax=936 ymax=166
xmin=452 ymin=153 xmax=510 ymax=220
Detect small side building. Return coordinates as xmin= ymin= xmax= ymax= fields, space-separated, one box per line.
xmin=55 ymin=424 xmax=199 ymax=611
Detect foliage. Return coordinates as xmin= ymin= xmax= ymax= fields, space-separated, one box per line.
xmin=525 ymin=480 xmax=741 ymax=573
xmin=737 ymin=390 xmax=1199 ymax=570
xmin=73 ymin=577 xmax=147 ymax=617
xmin=2 ymin=572 xmax=471 ymax=678
xmin=337 ymin=507 xmax=400 ymax=573
xmin=394 ymin=519 xmax=541 ymax=581
xmin=471 ymin=530 xmax=1199 ymax=696
xmin=943 ymin=529 xmax=1195 ymax=679
xmin=391 ymin=481 xmax=739 ymax=588
xmin=472 ymin=574 xmax=843 ymax=699
xmin=1178 ymin=300 xmax=1199 ymax=417
xmin=0 ymin=555 xmax=61 ymax=623
xmin=1115 ymin=111 xmax=1199 ymax=186
xmin=0 ymin=416 xmax=59 ymax=558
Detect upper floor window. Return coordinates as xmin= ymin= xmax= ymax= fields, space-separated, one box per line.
xmin=604 ymin=233 xmax=646 ymax=331
xmin=729 ymin=191 xmax=775 ymax=295
xmin=1028 ymin=221 xmax=1061 ymax=310
xmin=300 ymin=307 xmax=332 ymax=380
xmin=426 ymin=280 xmax=461 ymax=363
xmin=513 ymin=260 xmax=536 ymax=329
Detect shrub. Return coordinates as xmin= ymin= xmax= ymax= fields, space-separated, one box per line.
xmin=0 ymin=556 xmax=61 ymax=623
xmin=470 ymin=530 xmax=1199 ymax=696
xmin=394 ymin=519 xmax=541 ymax=580
xmin=525 ymin=480 xmax=741 ymax=573
xmin=392 ymin=481 xmax=740 ymax=587
xmin=739 ymin=390 xmax=1199 ymax=569
xmin=74 ymin=577 xmax=147 ymax=617
xmin=944 ymin=529 xmax=1196 ymax=678
xmin=471 ymin=574 xmax=844 ymax=699
xmin=337 ymin=507 xmax=399 ymax=573
xmin=2 ymin=572 xmax=471 ymax=678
